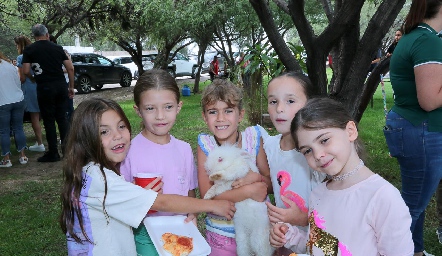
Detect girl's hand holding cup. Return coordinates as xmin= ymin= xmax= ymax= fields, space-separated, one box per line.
xmin=143 ymin=177 xmax=163 ymax=193
xmin=134 ymin=173 xmax=163 ymax=213
xmin=134 ymin=173 xmax=163 ymax=193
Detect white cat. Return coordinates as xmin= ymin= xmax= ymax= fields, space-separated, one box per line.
xmin=204 ymin=144 xmax=273 ymax=256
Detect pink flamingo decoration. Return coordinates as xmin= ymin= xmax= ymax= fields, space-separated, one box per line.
xmin=277 ymin=170 xmax=308 ymax=213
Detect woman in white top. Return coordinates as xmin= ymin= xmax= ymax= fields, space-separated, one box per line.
xmin=0 ymin=51 xmax=28 ymax=167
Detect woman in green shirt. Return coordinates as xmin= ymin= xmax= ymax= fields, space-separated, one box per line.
xmin=386 ymin=0 xmax=442 ymax=255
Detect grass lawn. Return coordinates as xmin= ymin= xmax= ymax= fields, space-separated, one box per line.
xmin=0 ymin=76 xmax=441 ymax=255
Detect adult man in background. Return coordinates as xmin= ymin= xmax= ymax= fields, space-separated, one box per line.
xmin=22 ymin=24 xmax=74 ymax=162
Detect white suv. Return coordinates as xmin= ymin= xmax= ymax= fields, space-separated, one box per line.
xmin=142 ymin=53 xmax=198 ymax=78
xmin=172 ymin=52 xmax=198 ymax=78
xmin=109 ymin=56 xmax=138 ymax=79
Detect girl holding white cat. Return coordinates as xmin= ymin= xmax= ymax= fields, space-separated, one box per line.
xmin=197 ymin=79 xmax=271 ymax=255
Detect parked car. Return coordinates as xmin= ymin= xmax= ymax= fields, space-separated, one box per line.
xmin=143 ymin=52 xmax=198 ymax=78
xmin=139 ymin=54 xmax=176 ymax=78
xmin=71 ymin=53 xmax=132 ymax=94
xmin=109 ymin=56 xmax=138 ymax=79
xmin=171 ymin=52 xmax=198 ymax=78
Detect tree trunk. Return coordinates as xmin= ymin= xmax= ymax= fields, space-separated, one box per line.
xmin=246 ymin=68 xmax=264 ymax=125
xmin=155 ymin=34 xmax=184 ymax=70
xmin=251 ymin=0 xmax=406 ymax=121
xmin=116 ymin=35 xmax=144 ymax=78
xmin=193 ymin=45 xmax=208 ymax=93
xmin=356 ymin=57 xmax=391 ymax=121
xmin=249 ymin=0 xmax=303 ymax=72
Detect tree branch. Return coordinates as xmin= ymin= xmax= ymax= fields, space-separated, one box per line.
xmin=319 ymin=0 xmax=333 ymax=22
xmin=287 ymin=0 xmax=314 ymax=52
xmin=315 ymin=0 xmax=365 ymax=54
xmin=272 ymin=0 xmax=289 ymax=14
xmin=249 ymin=0 xmax=302 ymax=71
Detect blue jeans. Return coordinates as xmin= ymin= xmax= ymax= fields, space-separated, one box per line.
xmin=384 ymin=110 xmax=442 ymax=252
xmin=0 ymin=100 xmax=27 ymax=156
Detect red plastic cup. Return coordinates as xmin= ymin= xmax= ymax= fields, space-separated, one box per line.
xmin=134 ymin=173 xmax=163 ymax=214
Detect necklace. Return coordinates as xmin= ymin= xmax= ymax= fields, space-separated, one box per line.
xmin=328 ymin=159 xmax=364 ymax=181
xmin=214 ymin=130 xmax=240 ymax=146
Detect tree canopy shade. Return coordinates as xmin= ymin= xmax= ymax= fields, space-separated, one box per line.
xmin=0 ymin=0 xmax=114 ymax=56
xmin=249 ymin=0 xmax=407 ymax=121
xmin=1 ymin=0 xmax=408 ymax=122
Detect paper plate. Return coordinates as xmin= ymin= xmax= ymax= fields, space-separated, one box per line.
xmin=144 ymin=215 xmax=211 ymax=256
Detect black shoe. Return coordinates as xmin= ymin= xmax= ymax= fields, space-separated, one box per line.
xmin=37 ymin=152 xmax=61 ymax=162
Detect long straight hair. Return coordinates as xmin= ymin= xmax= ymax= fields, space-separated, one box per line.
xmin=404 ymin=0 xmax=442 ymax=33
xmin=60 ymin=97 xmax=131 ymax=244
xmin=14 ymin=35 xmax=32 ymax=54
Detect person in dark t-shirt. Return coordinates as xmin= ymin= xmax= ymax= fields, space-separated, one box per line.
xmin=22 ymin=24 xmax=74 ymax=162
xmin=386 ymin=29 xmax=403 ymax=57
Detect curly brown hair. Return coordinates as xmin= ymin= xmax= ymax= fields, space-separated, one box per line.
xmin=201 ymin=79 xmax=243 ymax=112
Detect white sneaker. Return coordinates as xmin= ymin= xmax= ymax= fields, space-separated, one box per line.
xmin=19 ymin=156 xmax=28 ymax=164
xmin=0 ymin=159 xmax=12 ymax=167
xmin=423 ymin=251 xmax=435 ymax=256
xmin=29 ymin=142 xmax=45 ymax=152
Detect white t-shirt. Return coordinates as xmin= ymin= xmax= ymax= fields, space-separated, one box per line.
xmin=0 ymin=60 xmax=23 ymax=106
xmin=262 ymin=133 xmax=324 ymax=253
xmin=66 ymin=162 xmax=157 ymax=256
xmin=264 ymin=134 xmax=323 ymax=210
xmin=284 ymin=174 xmax=413 ymax=255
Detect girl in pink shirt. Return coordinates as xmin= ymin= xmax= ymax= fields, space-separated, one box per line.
xmin=270 ymin=97 xmax=413 ymax=256
xmin=120 ymin=69 xmax=198 ymax=256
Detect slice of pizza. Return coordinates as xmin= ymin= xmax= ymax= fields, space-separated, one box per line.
xmin=162 ymin=232 xmax=193 ymax=256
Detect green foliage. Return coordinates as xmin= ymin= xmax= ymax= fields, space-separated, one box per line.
xmin=0 ymin=0 xmax=34 ymax=57
xmin=243 ymin=44 xmax=282 ymax=79
xmin=242 ymin=42 xmax=307 ymax=79
xmin=287 ymin=42 xmax=307 ymax=73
